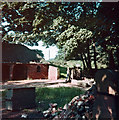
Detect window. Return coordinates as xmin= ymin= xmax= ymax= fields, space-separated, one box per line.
xmin=37 ymin=66 xmax=41 ymax=72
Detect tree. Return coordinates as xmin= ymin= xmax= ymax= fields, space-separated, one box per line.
xmin=1 ymin=2 xmax=96 ymax=45
xmin=1 ymin=2 xmax=119 ymax=69
xmin=56 ymin=25 xmax=93 ymax=69
xmin=91 ymin=3 xmax=118 ymax=69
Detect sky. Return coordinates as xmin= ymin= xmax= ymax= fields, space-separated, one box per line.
xmin=26 ymin=41 xmax=59 ymax=60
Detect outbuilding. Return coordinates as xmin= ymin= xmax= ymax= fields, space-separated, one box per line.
xmin=2 ymin=63 xmax=49 ymax=82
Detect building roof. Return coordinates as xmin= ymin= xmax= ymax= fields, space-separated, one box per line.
xmin=2 ymin=42 xmax=45 ymax=63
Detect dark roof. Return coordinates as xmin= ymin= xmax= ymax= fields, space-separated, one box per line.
xmin=2 ymin=42 xmax=45 ymax=63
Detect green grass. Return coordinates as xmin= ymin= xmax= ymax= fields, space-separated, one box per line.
xmin=36 ymin=87 xmax=84 ymax=111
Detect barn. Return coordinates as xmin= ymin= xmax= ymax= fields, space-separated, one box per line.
xmin=2 ymin=42 xmax=49 ymax=82
xmin=2 ymin=63 xmax=49 ymax=81
xmin=2 ymin=42 xmax=61 ymax=82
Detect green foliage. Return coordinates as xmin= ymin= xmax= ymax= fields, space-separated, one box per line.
xmin=1 ymin=2 xmax=95 ymax=45
xmin=1 ymin=2 xmax=119 ymax=69
xmin=49 ymin=59 xmax=83 ymax=68
xmin=56 ymin=26 xmax=93 ymax=60
xmin=58 ymin=66 xmax=67 ymax=78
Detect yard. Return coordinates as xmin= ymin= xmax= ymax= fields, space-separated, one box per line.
xmin=36 ymin=87 xmax=84 ymax=111
xmin=1 ymin=86 xmax=85 ymax=119
xmin=1 ymin=87 xmax=85 ymax=110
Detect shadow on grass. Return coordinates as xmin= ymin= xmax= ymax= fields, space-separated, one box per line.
xmin=36 ymin=87 xmax=84 ymax=111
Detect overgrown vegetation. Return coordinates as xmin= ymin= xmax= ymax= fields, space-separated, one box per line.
xmin=36 ymin=87 xmax=84 ymax=111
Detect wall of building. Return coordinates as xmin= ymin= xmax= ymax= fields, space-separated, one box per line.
xmin=27 ymin=64 xmax=49 ymax=79
xmin=2 ymin=63 xmax=11 ymax=82
xmin=2 ymin=63 xmax=49 ymax=81
xmin=12 ymin=64 xmax=27 ymax=80
xmin=48 ymin=65 xmax=60 ymax=80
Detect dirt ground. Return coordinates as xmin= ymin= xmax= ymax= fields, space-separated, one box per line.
xmin=1 ymin=78 xmax=94 ymax=90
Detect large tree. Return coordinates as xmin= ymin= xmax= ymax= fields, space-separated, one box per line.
xmin=1 ymin=2 xmax=97 ymax=45
xmin=1 ymin=2 xmax=119 ymax=69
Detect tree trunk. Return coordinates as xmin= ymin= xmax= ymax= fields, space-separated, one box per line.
xmin=83 ymin=53 xmax=88 ymax=69
xmin=81 ymin=53 xmax=86 ymax=70
xmin=116 ymin=47 xmax=119 ymax=68
xmin=87 ymin=43 xmax=92 ymax=70
xmin=93 ymin=44 xmax=97 ymax=69
xmin=109 ymin=49 xmax=115 ymax=69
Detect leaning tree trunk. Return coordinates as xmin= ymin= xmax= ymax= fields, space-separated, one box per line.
xmin=83 ymin=53 xmax=88 ymax=69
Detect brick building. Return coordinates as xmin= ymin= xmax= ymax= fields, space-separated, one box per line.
xmin=2 ymin=42 xmax=59 ymax=82
xmin=2 ymin=63 xmax=49 ymax=81
xmin=2 ymin=42 xmax=49 ymax=82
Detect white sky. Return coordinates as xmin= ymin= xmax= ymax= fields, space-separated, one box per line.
xmin=26 ymin=41 xmax=59 ymax=60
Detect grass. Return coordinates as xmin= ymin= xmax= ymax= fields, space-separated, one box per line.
xmin=36 ymin=87 xmax=84 ymax=111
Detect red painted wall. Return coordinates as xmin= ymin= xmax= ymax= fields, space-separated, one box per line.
xmin=12 ymin=64 xmax=27 ymax=80
xmin=2 ymin=63 xmax=10 ymax=82
xmin=2 ymin=63 xmax=49 ymax=81
xmin=27 ymin=64 xmax=48 ymax=79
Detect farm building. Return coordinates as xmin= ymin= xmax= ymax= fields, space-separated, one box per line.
xmin=2 ymin=42 xmax=59 ymax=82
xmin=2 ymin=42 xmax=48 ymax=81
xmin=2 ymin=63 xmax=49 ymax=81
